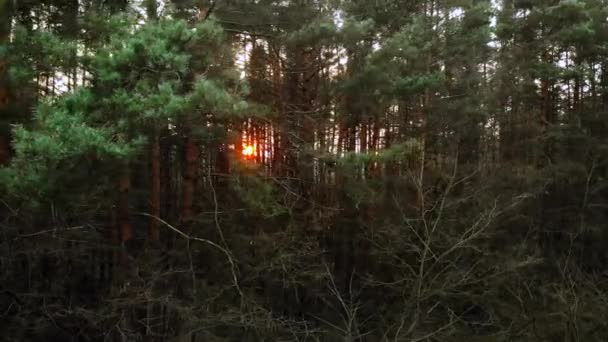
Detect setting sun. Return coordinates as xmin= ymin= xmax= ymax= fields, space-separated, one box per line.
xmin=242 ymin=144 xmax=256 ymax=158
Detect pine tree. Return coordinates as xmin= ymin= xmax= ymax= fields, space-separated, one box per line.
xmin=3 ymin=1 xmax=608 ymax=340
xmin=0 ymin=0 xmax=12 ymax=165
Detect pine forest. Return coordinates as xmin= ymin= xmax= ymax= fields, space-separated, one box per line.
xmin=2 ymin=0 xmax=608 ymax=340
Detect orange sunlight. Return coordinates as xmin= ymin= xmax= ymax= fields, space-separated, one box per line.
xmin=242 ymin=144 xmax=256 ymax=158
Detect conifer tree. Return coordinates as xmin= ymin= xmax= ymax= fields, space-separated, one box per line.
xmin=0 ymin=0 xmax=12 ymax=165
xmin=3 ymin=1 xmax=608 ymax=340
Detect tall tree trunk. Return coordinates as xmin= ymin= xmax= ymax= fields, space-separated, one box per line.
xmin=144 ymin=0 xmax=157 ymax=20
xmin=602 ymin=61 xmax=608 ymax=112
xmin=269 ymin=44 xmax=284 ymax=174
xmin=300 ymin=48 xmax=318 ymax=196
xmin=0 ymin=135 xmax=9 ymax=166
xmin=146 ymin=0 xmax=160 ymax=243
xmin=149 ymin=135 xmax=161 ymax=242
xmin=118 ymin=166 xmax=133 ymax=243
xmin=180 ymin=135 xmax=199 ymax=223
xmin=540 ymin=50 xmax=553 ymax=126
xmin=0 ymin=0 xmax=12 ymax=166
xmin=573 ymin=72 xmax=581 ymax=114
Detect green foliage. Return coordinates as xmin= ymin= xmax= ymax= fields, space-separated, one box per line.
xmin=7 ymin=26 xmax=79 ymax=82
xmin=339 ymin=18 xmax=376 ymax=47
xmin=231 ymin=173 xmax=287 ymax=218
xmin=3 ymin=0 xmax=608 ymax=341
xmin=339 ymin=139 xmax=422 ymax=168
xmin=2 ymin=15 xmax=249 ymax=204
xmin=0 ymin=91 xmax=137 ymax=201
xmin=285 ymin=17 xmax=338 ymax=47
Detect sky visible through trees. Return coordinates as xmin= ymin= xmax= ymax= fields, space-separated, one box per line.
xmin=1 ymin=0 xmax=608 ymax=341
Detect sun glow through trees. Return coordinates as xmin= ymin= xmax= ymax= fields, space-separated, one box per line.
xmin=242 ymin=144 xmax=256 ymax=158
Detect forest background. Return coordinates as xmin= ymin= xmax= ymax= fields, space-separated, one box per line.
xmin=1 ymin=0 xmax=608 ymax=341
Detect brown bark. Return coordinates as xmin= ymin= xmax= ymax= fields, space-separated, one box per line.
xmin=417 ymin=54 xmax=432 ymax=217
xmin=272 ymin=126 xmax=282 ymax=174
xmin=0 ymin=135 xmax=9 ymax=166
xmin=347 ymin=126 xmax=356 ymax=152
xmin=590 ymin=62 xmax=596 ymax=111
xmin=540 ymin=49 xmax=554 ymax=126
xmin=371 ymin=121 xmax=379 ymax=151
xmin=216 ymin=145 xmax=230 ymax=176
xmin=269 ymin=44 xmax=284 ymax=174
xmin=360 ymin=124 xmax=368 ymax=154
xmin=540 ymin=80 xmax=550 ymax=125
xmin=149 ymin=135 xmax=161 ymax=242
xmin=573 ymin=69 xmax=580 ymax=114
xmin=180 ymin=135 xmax=199 ymax=223
xmin=603 ymin=62 xmax=608 ymax=112
xmin=118 ymin=166 xmax=132 ymax=242
xmin=0 ymin=0 xmax=11 ymax=166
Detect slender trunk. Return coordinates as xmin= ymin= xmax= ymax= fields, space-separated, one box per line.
xmin=269 ymin=43 xmax=283 ymax=174
xmin=416 ymin=52 xmax=432 ymax=217
xmin=160 ymin=133 xmax=173 ymax=221
xmin=541 ymin=49 xmax=554 ymax=126
xmin=145 ymin=0 xmax=157 ymax=20
xmin=337 ymin=125 xmax=345 ymax=156
xmin=541 ymin=78 xmax=550 ymax=125
xmin=146 ymin=0 xmax=160 ymax=242
xmin=573 ymin=70 xmax=580 ymax=114
xmin=0 ymin=136 xmax=8 ymax=166
xmin=371 ymin=120 xmax=379 ymax=151
xmin=180 ymin=135 xmax=199 ymax=223
xmin=256 ymin=124 xmax=263 ymax=164
xmin=348 ymin=126 xmax=356 ymax=152
xmin=601 ymin=61 xmax=608 ymax=112
xmin=360 ymin=123 xmax=368 ymax=154
xmin=107 ymin=203 xmax=118 ymax=282
xmin=0 ymin=0 xmax=11 ymax=166
xmin=149 ymin=135 xmax=161 ymax=242
xmin=272 ymin=125 xmax=282 ymax=174
xmin=301 ymin=49 xmax=318 ymax=192
xmin=590 ymin=62 xmax=597 ymax=111
xmin=118 ymin=165 xmax=132 ymax=242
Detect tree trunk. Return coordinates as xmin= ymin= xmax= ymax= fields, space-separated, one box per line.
xmin=0 ymin=0 xmax=11 ymax=166
xmin=0 ymin=136 xmax=9 ymax=166
xmin=180 ymin=135 xmax=199 ymax=223
xmin=118 ymin=166 xmax=133 ymax=243
xmin=145 ymin=0 xmax=157 ymax=20
xmin=149 ymin=135 xmax=161 ymax=242
xmin=541 ymin=79 xmax=550 ymax=125
xmin=573 ymin=72 xmax=580 ymax=114
xmin=602 ymin=61 xmax=608 ymax=113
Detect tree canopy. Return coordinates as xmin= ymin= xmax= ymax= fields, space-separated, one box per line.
xmin=1 ymin=0 xmax=608 ymax=341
